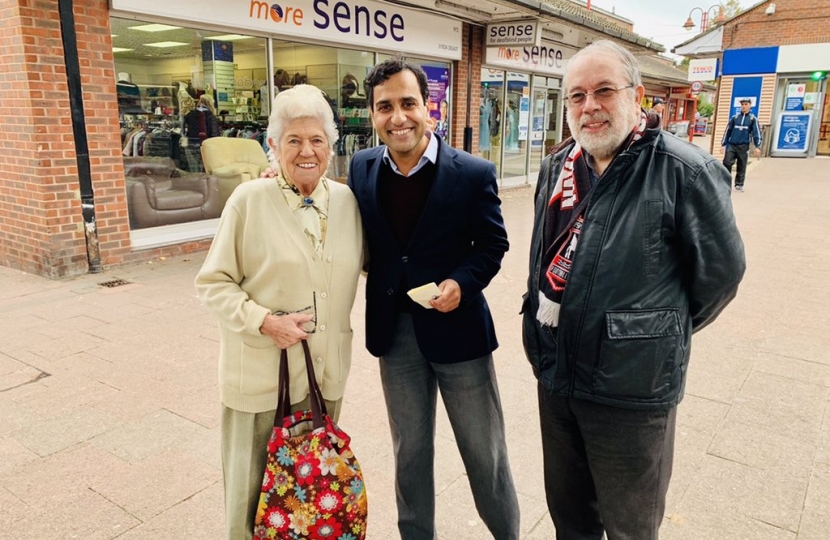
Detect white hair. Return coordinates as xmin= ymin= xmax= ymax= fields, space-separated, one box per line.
xmin=563 ymin=39 xmax=642 ymax=91
xmin=266 ymin=84 xmax=339 ymax=164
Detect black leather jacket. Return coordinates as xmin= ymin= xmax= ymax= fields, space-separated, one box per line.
xmin=523 ymin=126 xmax=746 ymax=410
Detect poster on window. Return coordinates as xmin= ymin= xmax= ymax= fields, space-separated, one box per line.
xmin=774 ymin=112 xmax=812 ymax=155
xmin=785 ymin=84 xmax=806 ymax=111
xmin=423 ymin=66 xmax=450 ymax=140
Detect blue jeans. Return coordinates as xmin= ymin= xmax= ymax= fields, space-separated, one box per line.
xmin=380 ymin=313 xmax=520 ymax=540
xmin=538 ymin=384 xmax=677 ymax=540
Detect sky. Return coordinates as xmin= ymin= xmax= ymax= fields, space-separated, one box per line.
xmin=585 ymin=0 xmax=756 ymax=56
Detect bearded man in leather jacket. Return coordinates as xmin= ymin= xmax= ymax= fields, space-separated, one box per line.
xmin=523 ymin=40 xmax=746 ymax=540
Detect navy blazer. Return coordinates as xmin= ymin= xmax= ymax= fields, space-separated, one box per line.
xmin=347 ymin=137 xmax=509 ymax=363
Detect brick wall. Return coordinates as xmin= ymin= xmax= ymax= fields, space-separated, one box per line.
xmin=724 ymin=0 xmax=830 ymax=49
xmin=0 ymin=0 xmax=86 ymax=277
xmin=449 ymin=24 xmax=484 ymax=152
xmin=0 ymin=0 xmax=219 ymax=278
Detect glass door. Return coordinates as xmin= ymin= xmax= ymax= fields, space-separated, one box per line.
xmin=501 ymin=72 xmax=530 ymax=187
xmin=546 ymin=88 xmax=562 ymax=154
xmin=529 ymin=84 xmax=547 ymax=180
xmin=479 ymin=68 xmax=504 ymax=174
xmin=817 ymin=86 xmax=830 ymax=156
xmin=772 ymin=76 xmax=826 ymax=157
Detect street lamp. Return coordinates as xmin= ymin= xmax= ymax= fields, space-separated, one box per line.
xmin=683 ymin=4 xmax=726 ymax=33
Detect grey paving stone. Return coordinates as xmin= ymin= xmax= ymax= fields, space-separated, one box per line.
xmin=0 ymin=436 xmax=38 ymax=477
xmin=7 ymin=405 xmax=121 ymax=457
xmin=671 ymin=454 xmax=807 ymax=532
xmin=114 ymin=481 xmax=224 ymax=540
xmin=87 ymin=450 xmax=221 ymax=521
xmin=726 ymin=371 xmax=827 ymax=443
xmin=90 ymin=408 xmax=208 ymax=463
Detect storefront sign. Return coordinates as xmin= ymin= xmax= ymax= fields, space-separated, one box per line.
xmin=110 ymin=0 xmax=463 ymax=60
xmin=785 ymin=83 xmax=806 ymax=111
xmin=485 ymin=21 xmax=540 ymax=47
xmin=485 ymin=43 xmax=575 ymax=77
xmin=774 ymin=112 xmax=812 ymax=154
xmin=688 ymin=58 xmax=718 ymax=82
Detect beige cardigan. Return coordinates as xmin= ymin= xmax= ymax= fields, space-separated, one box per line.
xmin=195 ymin=177 xmax=364 ymax=413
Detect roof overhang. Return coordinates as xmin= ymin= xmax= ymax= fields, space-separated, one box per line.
xmin=673 ymin=26 xmax=723 ymax=57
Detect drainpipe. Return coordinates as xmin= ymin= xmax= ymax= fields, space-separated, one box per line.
xmin=463 ymin=24 xmax=474 ymax=153
xmin=58 ymin=0 xmax=102 ymax=273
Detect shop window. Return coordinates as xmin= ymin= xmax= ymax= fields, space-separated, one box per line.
xmin=111 ymin=17 xmax=269 ymax=232
xmin=272 ymin=43 xmax=376 ymax=182
xmin=480 ymin=68 xmax=505 ymax=172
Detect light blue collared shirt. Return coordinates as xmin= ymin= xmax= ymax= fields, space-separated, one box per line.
xmin=382 ymin=132 xmax=438 ymax=177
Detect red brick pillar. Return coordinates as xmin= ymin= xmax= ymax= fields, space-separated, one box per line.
xmin=450 ymin=24 xmax=484 ymax=153
xmin=0 ymin=0 xmax=130 ymax=277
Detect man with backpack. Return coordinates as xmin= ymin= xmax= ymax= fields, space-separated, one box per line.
xmin=722 ymin=98 xmax=762 ymax=191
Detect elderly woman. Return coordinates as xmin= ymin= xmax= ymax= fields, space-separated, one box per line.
xmin=195 ymin=84 xmax=364 ymax=540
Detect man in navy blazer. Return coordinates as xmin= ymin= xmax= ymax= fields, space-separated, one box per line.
xmin=348 ymin=57 xmax=519 ymax=540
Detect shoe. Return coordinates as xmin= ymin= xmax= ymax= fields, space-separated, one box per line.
xmin=735 ymin=185 xmax=744 ymax=191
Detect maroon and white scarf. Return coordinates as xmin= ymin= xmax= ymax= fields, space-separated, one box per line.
xmin=537 ymin=110 xmax=653 ymax=327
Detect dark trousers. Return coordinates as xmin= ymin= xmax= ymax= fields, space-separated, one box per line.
xmin=723 ymin=143 xmax=749 ymax=187
xmin=380 ymin=313 xmax=520 ymax=540
xmin=538 ymin=384 xmax=677 ymax=540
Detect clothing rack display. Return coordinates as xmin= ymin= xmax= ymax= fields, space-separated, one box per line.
xmin=220 ymin=122 xmax=267 ymax=146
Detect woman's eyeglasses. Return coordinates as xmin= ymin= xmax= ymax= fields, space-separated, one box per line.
xmin=564 ymin=84 xmax=634 ymax=106
xmin=273 ymin=292 xmax=317 ymax=334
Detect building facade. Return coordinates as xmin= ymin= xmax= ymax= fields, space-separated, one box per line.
xmin=674 ymin=0 xmax=830 ymax=159
xmin=0 ymin=0 xmax=664 ymax=277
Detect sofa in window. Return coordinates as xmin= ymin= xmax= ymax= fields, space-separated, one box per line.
xmin=123 ymin=157 xmax=222 ymax=229
xmin=200 ymin=137 xmax=271 ymax=206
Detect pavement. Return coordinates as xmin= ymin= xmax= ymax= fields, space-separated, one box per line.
xmin=1 ymin=146 xmax=829 ymax=539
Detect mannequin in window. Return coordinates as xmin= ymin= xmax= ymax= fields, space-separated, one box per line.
xmin=177 ymin=82 xmax=196 ymax=118
xmin=183 ymin=94 xmax=221 ymax=171
xmin=489 ymin=99 xmax=501 ymax=140
xmin=341 ymin=73 xmax=363 ymax=107
xmin=185 ymin=94 xmax=220 ymax=143
xmin=506 ymin=101 xmax=519 ymax=151
xmin=479 ymin=93 xmax=492 ymax=159
xmin=274 ymin=69 xmax=290 ymax=92
xmin=116 ymin=73 xmax=142 ymax=113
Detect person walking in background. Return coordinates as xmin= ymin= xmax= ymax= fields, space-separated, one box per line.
xmin=722 ymin=97 xmax=762 ymax=192
xmin=652 ymin=96 xmax=665 ymax=116
xmin=195 ymin=84 xmax=364 ymax=540
xmin=523 ymin=40 xmax=746 ymax=540
xmin=348 ymin=56 xmax=520 ymax=540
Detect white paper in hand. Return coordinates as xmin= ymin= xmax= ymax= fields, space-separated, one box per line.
xmin=407 ymin=282 xmax=441 ymax=309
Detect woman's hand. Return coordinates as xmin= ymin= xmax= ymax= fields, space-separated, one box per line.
xmin=260 ymin=166 xmax=277 ymax=178
xmin=259 ymin=313 xmax=313 ymax=349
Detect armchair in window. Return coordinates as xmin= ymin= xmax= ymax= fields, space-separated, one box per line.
xmin=123 ymin=157 xmax=222 ymax=229
xmin=200 ymin=137 xmax=271 ymax=206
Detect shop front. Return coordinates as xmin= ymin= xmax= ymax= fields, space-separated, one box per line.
xmin=713 ymin=45 xmax=830 ymax=159
xmin=769 ymin=44 xmax=830 ymax=158
xmin=480 ymin=41 xmax=575 ymax=187
xmin=109 ymin=0 xmax=460 ymax=247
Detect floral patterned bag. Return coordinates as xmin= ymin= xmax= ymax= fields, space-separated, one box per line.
xmin=253 ymin=341 xmax=368 ymax=540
